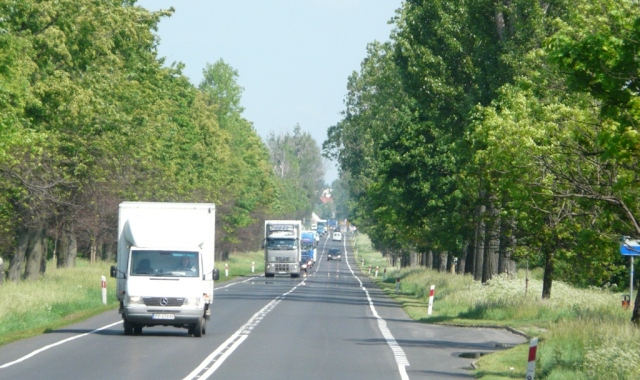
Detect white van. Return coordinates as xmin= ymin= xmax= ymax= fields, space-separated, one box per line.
xmin=332 ymin=232 xmax=342 ymax=242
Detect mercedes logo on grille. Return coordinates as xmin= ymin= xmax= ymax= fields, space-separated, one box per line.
xmin=160 ymin=297 xmax=169 ymax=306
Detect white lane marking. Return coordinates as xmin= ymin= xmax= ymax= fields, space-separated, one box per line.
xmin=0 ymin=272 xmax=280 ymax=371
xmin=184 ymin=279 xmax=307 ymax=380
xmin=344 ymin=237 xmax=410 ymax=380
xmin=214 ymin=275 xmax=257 ymax=291
xmin=0 ymin=321 xmax=123 ymax=369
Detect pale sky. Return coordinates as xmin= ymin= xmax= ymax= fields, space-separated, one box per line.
xmin=135 ymin=1 xmax=401 ymax=184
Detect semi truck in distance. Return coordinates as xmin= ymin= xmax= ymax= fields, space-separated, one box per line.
xmin=264 ymin=220 xmax=302 ymax=278
xmin=316 ymin=219 xmax=328 ymax=236
xmin=301 ymin=231 xmax=316 ymax=269
xmin=110 ymin=202 xmax=219 ymax=337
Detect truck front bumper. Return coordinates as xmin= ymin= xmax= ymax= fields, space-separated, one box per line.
xmin=123 ymin=307 xmax=204 ymax=325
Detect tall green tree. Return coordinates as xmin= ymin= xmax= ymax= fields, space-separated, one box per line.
xmin=199 ymin=59 xmax=276 ymax=254
xmin=267 ymin=125 xmax=324 ymax=220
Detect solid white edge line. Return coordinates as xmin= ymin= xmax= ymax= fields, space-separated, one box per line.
xmin=344 ymin=236 xmax=410 ymax=380
xmin=0 ymin=321 xmax=123 ymax=369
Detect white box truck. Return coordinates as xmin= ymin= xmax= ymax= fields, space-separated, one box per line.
xmin=264 ymin=220 xmax=302 ymax=278
xmin=110 ymin=202 xmax=219 ymax=337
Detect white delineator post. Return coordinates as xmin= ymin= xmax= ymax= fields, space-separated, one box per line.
xmin=101 ymin=275 xmax=107 ymax=305
xmin=395 ymin=277 xmax=401 ymax=293
xmin=225 ymin=263 xmax=229 ymax=277
xmin=526 ymin=337 xmax=538 ymax=380
xmin=251 ymin=261 xmax=255 ymax=273
xmin=375 ymin=266 xmax=379 ymax=277
xmin=427 ymin=285 xmax=435 ymax=315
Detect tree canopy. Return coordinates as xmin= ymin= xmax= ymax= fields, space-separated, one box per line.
xmin=325 ymin=0 xmax=640 ymax=305
xmin=0 ymin=0 xmax=324 ymax=280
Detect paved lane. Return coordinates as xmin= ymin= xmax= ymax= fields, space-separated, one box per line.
xmin=0 ymin=234 xmax=525 ymax=380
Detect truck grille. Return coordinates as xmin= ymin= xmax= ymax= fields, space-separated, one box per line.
xmin=143 ymin=297 xmax=185 ymax=307
xmin=274 ymin=263 xmax=293 ymax=271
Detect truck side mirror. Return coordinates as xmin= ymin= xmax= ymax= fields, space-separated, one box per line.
xmin=212 ymin=268 xmax=220 ymax=281
xmin=110 ymin=265 xmax=117 ymax=278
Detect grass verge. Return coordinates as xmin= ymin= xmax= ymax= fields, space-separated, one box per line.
xmin=352 ymin=233 xmax=640 ymax=380
xmin=0 ymin=251 xmax=264 ymax=347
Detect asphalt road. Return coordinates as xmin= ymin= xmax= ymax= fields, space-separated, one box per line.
xmin=0 ymin=234 xmax=526 ymax=380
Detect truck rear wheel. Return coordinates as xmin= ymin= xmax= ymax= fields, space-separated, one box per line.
xmin=265 ymin=273 xmax=274 ymax=278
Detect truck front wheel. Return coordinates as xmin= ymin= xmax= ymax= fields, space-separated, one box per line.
xmin=192 ymin=317 xmax=205 ymax=337
xmin=123 ymin=319 xmax=133 ymax=335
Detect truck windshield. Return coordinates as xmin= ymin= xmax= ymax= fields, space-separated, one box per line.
xmin=266 ymin=239 xmax=296 ymax=250
xmin=130 ymin=250 xmax=199 ymax=277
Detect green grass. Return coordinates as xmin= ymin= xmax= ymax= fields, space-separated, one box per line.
xmin=0 ymin=260 xmax=118 ymax=346
xmin=223 ymin=250 xmax=265 ymax=278
xmin=353 ymin=233 xmax=640 ymax=380
xmin=0 ymin=252 xmax=263 ymax=347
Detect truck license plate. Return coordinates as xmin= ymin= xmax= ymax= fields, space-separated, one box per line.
xmin=152 ymin=313 xmax=175 ymax=320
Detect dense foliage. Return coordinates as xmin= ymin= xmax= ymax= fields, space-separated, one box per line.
xmin=0 ymin=0 xmax=325 ymax=280
xmin=324 ymin=0 xmax=640 ymax=308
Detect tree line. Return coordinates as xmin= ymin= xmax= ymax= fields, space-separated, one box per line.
xmin=0 ymin=0 xmax=325 ymax=283
xmin=324 ymin=0 xmax=640 ymax=318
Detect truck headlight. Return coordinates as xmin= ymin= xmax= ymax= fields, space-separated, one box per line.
xmin=127 ymin=296 xmax=143 ymax=305
xmin=184 ymin=297 xmax=202 ymax=307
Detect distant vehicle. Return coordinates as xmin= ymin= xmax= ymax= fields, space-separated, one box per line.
xmin=332 ymin=232 xmax=342 ymax=242
xmin=264 ymin=220 xmax=302 ymax=278
xmin=327 ymin=248 xmax=342 ymax=261
xmin=328 ymin=219 xmax=338 ymax=231
xmin=300 ymin=231 xmax=316 ymax=269
xmin=317 ymin=219 xmax=328 ymax=235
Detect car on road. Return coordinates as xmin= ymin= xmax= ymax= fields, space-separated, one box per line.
xmin=332 ymin=232 xmax=342 ymax=241
xmin=327 ymin=248 xmax=342 ymax=261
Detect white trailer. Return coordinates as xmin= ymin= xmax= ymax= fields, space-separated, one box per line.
xmin=110 ymin=202 xmax=219 ymax=337
xmin=264 ymin=220 xmax=302 ymax=278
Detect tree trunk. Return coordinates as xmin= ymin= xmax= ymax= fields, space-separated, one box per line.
xmin=57 ymin=224 xmax=77 ymax=268
xmin=40 ymin=236 xmax=48 ymax=275
xmin=458 ymin=241 xmax=468 ymax=274
xmin=439 ymin=252 xmax=448 ymax=272
xmin=8 ymin=227 xmax=29 ymax=282
xmin=474 ymin=205 xmax=486 ymax=281
xmin=24 ymin=227 xmax=46 ymax=281
xmin=426 ymin=250 xmax=433 ymax=269
xmin=632 ymin=285 xmax=640 ymax=324
xmin=464 ymin=243 xmax=474 ymax=275
xmin=410 ymin=251 xmax=418 ymax=267
xmin=542 ymin=250 xmax=555 ymax=299
xmin=483 ymin=198 xmax=500 ymax=283
xmin=0 ymin=257 xmax=4 ymax=284
xmin=499 ymin=214 xmax=517 ymax=275
xmin=102 ymin=240 xmax=116 ymax=262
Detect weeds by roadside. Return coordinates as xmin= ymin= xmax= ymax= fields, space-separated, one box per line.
xmin=352 ymin=233 xmax=640 ymax=380
xmin=0 ymin=251 xmax=264 ymax=347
